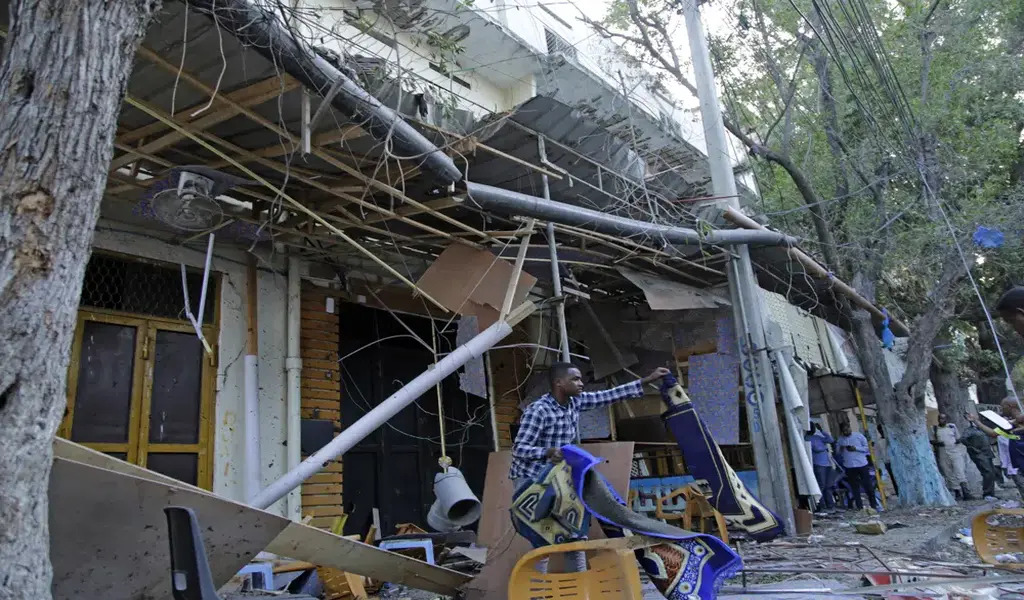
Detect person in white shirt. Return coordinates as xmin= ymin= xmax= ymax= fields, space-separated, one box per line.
xmin=931 ymin=412 xmax=972 ymax=500
xmin=836 ymin=422 xmax=878 ymax=510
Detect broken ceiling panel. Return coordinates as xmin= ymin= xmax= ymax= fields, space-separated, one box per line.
xmin=618 ymin=267 xmax=730 ymax=311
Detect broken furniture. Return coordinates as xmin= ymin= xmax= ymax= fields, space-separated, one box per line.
xmin=164 ymin=506 xmax=317 ymax=600
xmin=379 ymin=538 xmax=436 ymax=565
xmin=973 ymin=509 xmax=1024 ymax=568
xmin=508 ymin=537 xmax=659 ymax=600
xmin=655 ymin=484 xmax=729 ymax=543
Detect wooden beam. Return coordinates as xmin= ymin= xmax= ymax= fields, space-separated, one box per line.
xmin=362 ymin=197 xmax=459 ymax=224
xmin=119 ymin=73 xmax=299 ymax=145
xmin=111 ymin=72 xmax=301 ymax=172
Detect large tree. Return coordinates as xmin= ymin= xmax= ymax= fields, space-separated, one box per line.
xmin=589 ymin=0 xmax=1024 ymax=505
xmin=0 ymin=1 xmax=161 ymax=597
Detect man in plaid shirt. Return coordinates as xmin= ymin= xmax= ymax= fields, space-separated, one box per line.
xmin=510 ymin=362 xmax=670 ymax=481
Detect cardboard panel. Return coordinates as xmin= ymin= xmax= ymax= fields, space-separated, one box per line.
xmin=467 ymin=442 xmax=635 ymax=600
xmin=415 ymin=243 xmax=537 ymax=327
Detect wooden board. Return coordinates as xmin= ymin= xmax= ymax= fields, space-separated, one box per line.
xmin=50 ymin=457 xmax=286 ymax=600
xmin=51 ymin=439 xmax=470 ymax=596
xmin=467 ymin=442 xmax=635 ymax=600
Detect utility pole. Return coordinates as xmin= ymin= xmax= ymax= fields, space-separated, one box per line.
xmin=683 ymin=0 xmax=795 ymax=533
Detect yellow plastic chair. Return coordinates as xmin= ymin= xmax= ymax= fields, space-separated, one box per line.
xmin=972 ymin=509 xmax=1024 ymax=569
xmin=508 ymin=536 xmax=659 ymax=600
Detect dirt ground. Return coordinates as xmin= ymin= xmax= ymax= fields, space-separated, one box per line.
xmin=375 ymin=492 xmax=1022 ymax=599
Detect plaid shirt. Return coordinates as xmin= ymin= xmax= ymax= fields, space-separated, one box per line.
xmin=509 ymin=379 xmax=644 ymax=480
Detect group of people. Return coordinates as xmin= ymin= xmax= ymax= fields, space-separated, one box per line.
xmin=806 ymin=421 xmax=885 ymax=512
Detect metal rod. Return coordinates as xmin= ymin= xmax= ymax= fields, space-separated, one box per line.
xmin=249 ymin=302 xmax=536 ymax=509
xmin=183 ymin=0 xmax=461 ymax=185
xmin=459 ymin=182 xmax=795 ymax=247
xmin=540 ymin=138 xmax=571 ymax=363
xmin=285 ymin=254 xmax=303 ymax=520
xmin=244 ymin=244 xmax=261 ymax=503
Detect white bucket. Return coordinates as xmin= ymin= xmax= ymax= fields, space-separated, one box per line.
xmin=431 ymin=467 xmax=481 ymax=528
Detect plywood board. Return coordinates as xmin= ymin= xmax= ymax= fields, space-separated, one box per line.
xmin=50 ymin=457 xmax=286 ymax=600
xmin=51 ymin=439 xmax=470 ymax=596
xmin=467 ymin=442 xmax=635 ymax=600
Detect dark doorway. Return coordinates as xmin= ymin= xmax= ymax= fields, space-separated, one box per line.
xmin=338 ymin=302 xmax=493 ymax=537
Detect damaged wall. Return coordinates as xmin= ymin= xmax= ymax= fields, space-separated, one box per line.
xmin=91 ymin=222 xmax=291 ymax=516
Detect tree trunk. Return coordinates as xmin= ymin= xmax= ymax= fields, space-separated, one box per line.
xmin=848 ymin=276 xmax=954 ymax=507
xmin=976 ymin=323 xmax=1009 ymax=405
xmin=0 ymin=2 xmax=160 ymax=598
xmin=931 ymin=360 xmax=970 ymax=433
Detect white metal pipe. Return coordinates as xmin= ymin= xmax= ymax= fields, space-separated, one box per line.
xmin=250 ymin=316 xmax=519 ymax=509
xmin=197 ymin=233 xmax=215 ymax=323
xmin=285 ymin=255 xmax=303 ymax=520
xmin=243 ymin=354 xmax=260 ymax=501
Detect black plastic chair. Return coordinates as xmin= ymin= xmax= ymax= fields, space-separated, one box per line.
xmin=164 ymin=506 xmax=222 ymax=600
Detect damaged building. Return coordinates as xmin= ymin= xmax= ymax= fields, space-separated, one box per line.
xmin=12 ymin=0 xmax=960 ymax=598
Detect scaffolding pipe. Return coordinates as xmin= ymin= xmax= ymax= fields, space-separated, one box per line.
xmin=540 ymin=137 xmax=572 ymax=363
xmin=459 ymin=182 xmax=796 ymax=247
xmin=249 ymin=302 xmax=537 ymax=509
xmin=285 ymin=255 xmax=303 ymax=521
xmin=183 ymin=0 xmax=462 ymax=186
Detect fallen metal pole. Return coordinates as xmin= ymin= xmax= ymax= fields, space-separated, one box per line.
xmin=250 ymin=302 xmax=537 ymax=509
xmin=723 ymin=207 xmax=911 ymax=336
xmin=460 ymin=181 xmax=796 ymax=247
xmin=183 ymin=0 xmax=462 ymax=186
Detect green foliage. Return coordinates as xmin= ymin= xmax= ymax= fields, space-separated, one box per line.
xmin=597 ymin=0 xmax=1024 ymax=378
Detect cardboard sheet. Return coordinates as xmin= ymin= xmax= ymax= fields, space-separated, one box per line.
xmin=466 ymin=442 xmax=635 ymax=600
xmin=415 ymin=243 xmax=537 ymax=328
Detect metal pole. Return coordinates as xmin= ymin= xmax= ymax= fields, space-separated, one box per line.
xmin=250 ymin=303 xmax=536 ymax=509
xmin=683 ymin=0 xmax=795 ymax=531
xmin=244 ymin=242 xmax=261 ymax=503
xmin=285 ymin=255 xmax=303 ymax=520
xmin=459 ymin=182 xmax=795 ymax=247
xmin=540 ymin=136 xmax=571 ymax=363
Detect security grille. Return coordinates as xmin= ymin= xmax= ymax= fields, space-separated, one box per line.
xmin=545 ymin=28 xmax=577 ymax=59
xmin=80 ymin=253 xmax=218 ymax=324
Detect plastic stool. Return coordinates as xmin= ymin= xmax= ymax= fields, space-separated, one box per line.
xmin=378 ymin=538 xmax=435 ymax=565
xmin=237 ymin=562 xmax=274 ymax=590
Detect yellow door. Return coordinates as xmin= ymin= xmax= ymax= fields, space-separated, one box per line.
xmin=61 ymin=310 xmax=215 ymax=489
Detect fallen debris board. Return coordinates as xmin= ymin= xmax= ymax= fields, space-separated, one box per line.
xmin=466 ymin=442 xmax=634 ymax=600
xmin=50 ymin=457 xmax=284 ymax=600
xmin=51 ymin=439 xmax=470 ymax=596
xmin=415 ymin=243 xmax=537 ymax=328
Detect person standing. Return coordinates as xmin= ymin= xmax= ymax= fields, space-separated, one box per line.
xmin=805 ymin=420 xmax=835 ymax=512
xmin=932 ymin=412 xmax=972 ymax=500
xmin=836 ymin=422 xmax=878 ymax=510
xmin=960 ymin=415 xmax=998 ymax=499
